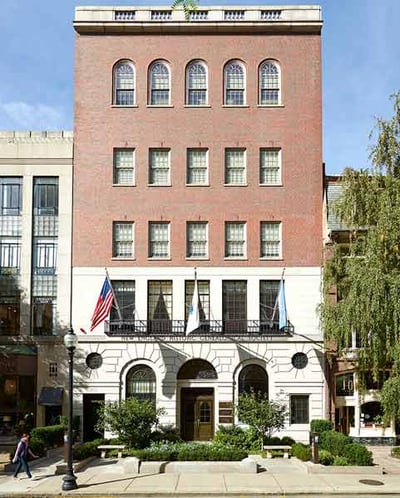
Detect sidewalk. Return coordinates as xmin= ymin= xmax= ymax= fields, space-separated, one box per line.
xmin=1 ymin=448 xmax=400 ymax=497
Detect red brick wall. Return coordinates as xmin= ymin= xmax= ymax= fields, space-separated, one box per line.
xmin=73 ymin=32 xmax=322 ymax=267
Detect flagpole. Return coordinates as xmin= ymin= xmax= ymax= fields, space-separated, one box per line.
xmin=105 ymin=267 xmax=122 ymax=321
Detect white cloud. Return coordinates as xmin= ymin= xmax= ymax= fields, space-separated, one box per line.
xmin=0 ymin=101 xmax=68 ymax=130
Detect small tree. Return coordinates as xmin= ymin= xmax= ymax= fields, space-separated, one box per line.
xmin=95 ymin=398 xmax=165 ymax=449
xmin=380 ymin=376 xmax=400 ymax=426
xmin=236 ymin=390 xmax=288 ymax=450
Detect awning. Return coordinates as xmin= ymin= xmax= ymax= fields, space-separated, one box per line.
xmin=38 ymin=387 xmax=64 ymax=406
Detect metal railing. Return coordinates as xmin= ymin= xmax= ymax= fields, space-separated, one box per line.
xmin=104 ymin=319 xmax=293 ymax=338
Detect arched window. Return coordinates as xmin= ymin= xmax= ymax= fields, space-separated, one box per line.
xmin=186 ymin=61 xmax=207 ymax=105
xmin=238 ymin=364 xmax=268 ymax=396
xmin=224 ymin=60 xmax=245 ymax=105
xmin=259 ymin=60 xmax=280 ymax=105
xmin=126 ymin=365 xmax=156 ymax=402
xmin=114 ymin=61 xmax=135 ymax=106
xmin=149 ymin=61 xmax=170 ymax=105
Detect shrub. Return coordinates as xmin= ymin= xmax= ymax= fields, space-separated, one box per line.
xmin=96 ymin=397 xmax=165 ymax=449
xmin=264 ymin=436 xmax=282 ymax=445
xmin=29 ymin=436 xmax=46 ymax=457
xmin=214 ymin=425 xmax=259 ymax=451
xmin=291 ymin=443 xmax=311 ymax=461
xmin=72 ymin=438 xmax=108 ymax=461
xmin=31 ymin=425 xmax=64 ymax=449
xmin=131 ymin=442 xmax=248 ymax=462
xmin=151 ymin=425 xmax=182 ymax=444
xmin=318 ymin=449 xmax=334 ymax=466
xmin=391 ymin=446 xmax=400 ymax=458
xmin=280 ymin=436 xmax=296 ymax=446
xmin=319 ymin=430 xmax=351 ymax=456
xmin=343 ymin=443 xmax=373 ymax=466
xmin=333 ymin=456 xmax=349 ymax=466
xmin=310 ymin=419 xmax=333 ymax=435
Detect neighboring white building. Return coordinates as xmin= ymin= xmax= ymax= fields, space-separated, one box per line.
xmin=0 ymin=130 xmax=73 ymax=438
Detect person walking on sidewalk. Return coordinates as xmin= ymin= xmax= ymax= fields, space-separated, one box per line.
xmin=12 ymin=433 xmax=38 ymax=479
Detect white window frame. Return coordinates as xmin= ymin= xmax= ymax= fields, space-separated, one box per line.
xmin=225 ymin=222 xmax=246 ymax=258
xmin=225 ymin=148 xmax=246 ymax=185
xmin=186 ymin=60 xmax=208 ymax=106
xmin=113 ymin=148 xmax=135 ymax=185
xmin=186 ymin=222 xmax=208 ymax=259
xmin=224 ymin=60 xmax=246 ymax=106
xmin=113 ymin=222 xmax=134 ymax=258
xmin=149 ymin=60 xmax=171 ymax=106
xmin=260 ymin=221 xmax=282 ymax=259
xmin=0 ymin=238 xmax=21 ymax=271
xmin=149 ymin=149 xmax=171 ymax=186
xmin=259 ymin=60 xmax=281 ymax=106
xmin=114 ymin=60 xmax=136 ymax=106
xmin=149 ymin=222 xmax=170 ymax=259
xmin=186 ymin=148 xmax=209 ymax=185
xmin=260 ymin=148 xmax=281 ymax=185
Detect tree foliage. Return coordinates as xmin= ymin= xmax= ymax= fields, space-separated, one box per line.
xmin=95 ymin=397 xmax=165 ymax=449
xmin=236 ymin=390 xmax=287 ymax=449
xmin=380 ymin=376 xmax=400 ymax=425
xmin=321 ymin=93 xmax=400 ymax=381
xmin=171 ymin=0 xmax=199 ymax=20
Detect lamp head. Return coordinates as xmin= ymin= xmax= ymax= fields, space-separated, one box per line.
xmin=64 ymin=328 xmax=78 ymax=349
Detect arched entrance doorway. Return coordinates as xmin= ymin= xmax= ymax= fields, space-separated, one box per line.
xmin=178 ymin=359 xmax=217 ymax=441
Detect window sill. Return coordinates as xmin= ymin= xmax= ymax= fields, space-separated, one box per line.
xmin=148 ymin=257 xmax=171 ymax=261
xmin=224 ymin=257 xmax=248 ymax=261
xmin=111 ymin=105 xmax=138 ymax=108
xmin=186 ymin=183 xmax=210 ymax=187
xmin=257 ymin=104 xmax=284 ymax=108
xmin=184 ymin=105 xmax=211 ymax=108
xmin=112 ymin=183 xmax=136 ymax=187
xmin=224 ymin=183 xmax=248 ymax=187
xmin=148 ymin=184 xmax=172 ymax=187
xmin=259 ymin=183 xmax=283 ymax=187
xmin=186 ymin=256 xmax=210 ymax=261
xmin=112 ymin=257 xmax=135 ymax=261
xmin=222 ymin=105 xmax=249 ymax=108
xmin=147 ymin=105 xmax=174 ymax=108
xmin=260 ymin=256 xmax=283 ymax=261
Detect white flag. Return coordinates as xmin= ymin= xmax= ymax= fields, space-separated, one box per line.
xmin=186 ymin=278 xmax=200 ymax=335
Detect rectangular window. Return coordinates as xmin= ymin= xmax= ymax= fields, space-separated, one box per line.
xmin=225 ymin=222 xmax=246 ymax=258
xmin=0 ymin=177 xmax=22 ymax=215
xmin=222 ymin=280 xmax=247 ymax=333
xmin=225 ymin=149 xmax=246 ymax=185
xmin=185 ymin=280 xmax=210 ymax=322
xmin=113 ymin=222 xmax=134 ymax=258
xmin=49 ymin=362 xmax=58 ymax=377
xmin=0 ymin=239 xmax=21 ymax=273
xmin=32 ymin=298 xmax=55 ymax=336
xmin=149 ymin=149 xmax=170 ymax=185
xmin=187 ymin=148 xmax=208 ymax=185
xmin=187 ymin=222 xmax=208 ymax=258
xmin=0 ymin=297 xmax=20 ymax=336
xmin=335 ymin=373 xmax=354 ymax=397
xmin=33 ymin=177 xmax=58 ymax=215
xmin=149 ymin=222 xmax=170 ymax=258
xmin=110 ymin=280 xmax=135 ymax=322
xmin=148 ymin=280 xmax=172 ymax=334
xmin=290 ymin=395 xmax=309 ymax=424
xmin=33 ymin=239 xmax=57 ymax=274
xmin=260 ymin=149 xmax=281 ymax=185
xmin=259 ymin=280 xmax=280 ymax=330
xmin=260 ymin=222 xmax=281 ymax=258
xmin=113 ymin=149 xmax=135 ymax=185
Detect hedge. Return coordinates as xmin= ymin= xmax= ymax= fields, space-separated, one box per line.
xmin=31 ymin=424 xmax=64 ymax=449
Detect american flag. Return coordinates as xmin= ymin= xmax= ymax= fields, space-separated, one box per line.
xmin=90 ymin=277 xmax=114 ymax=332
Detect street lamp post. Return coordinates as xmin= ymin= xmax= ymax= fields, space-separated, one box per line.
xmin=62 ymin=328 xmax=78 ymax=491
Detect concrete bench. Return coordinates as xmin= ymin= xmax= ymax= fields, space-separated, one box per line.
xmin=263 ymin=445 xmax=291 ymax=459
xmin=98 ymin=444 xmax=125 ymax=458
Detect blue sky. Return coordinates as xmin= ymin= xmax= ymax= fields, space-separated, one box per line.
xmin=0 ymin=0 xmax=399 ymax=174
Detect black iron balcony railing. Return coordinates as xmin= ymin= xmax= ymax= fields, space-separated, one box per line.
xmin=104 ymin=319 xmax=294 ymax=338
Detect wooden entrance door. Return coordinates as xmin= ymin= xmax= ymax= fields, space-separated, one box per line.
xmin=181 ymin=387 xmax=214 ymax=441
